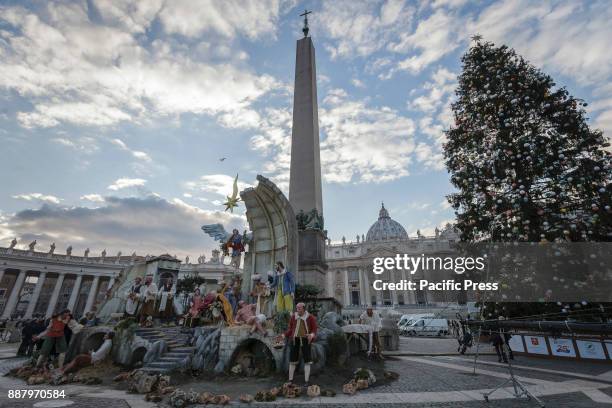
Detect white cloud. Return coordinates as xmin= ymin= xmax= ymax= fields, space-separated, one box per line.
xmin=594 ymin=110 xmax=612 ymax=138
xmin=318 ymin=0 xmax=414 ymax=59
xmin=248 ymin=88 xmax=419 ymax=185
xmin=467 ymin=0 xmax=612 ymax=84
xmin=388 ymin=9 xmax=462 ymax=75
xmin=0 ymin=212 xmax=15 ymax=243
xmin=320 ymin=89 xmax=416 ymax=183
xmin=184 ymin=174 xmax=253 ymax=197
xmin=333 ymin=0 xmax=612 ymax=87
xmin=0 ymin=1 xmax=281 ymax=128
xmin=414 ymin=142 xmax=445 ymax=171
xmin=12 ymin=193 xmax=61 ymax=204
xmin=248 ymin=107 xmax=293 ymax=191
xmin=80 ymin=194 xmax=105 ymax=203
xmin=158 ymin=0 xmax=282 ymax=40
xmin=439 ymin=199 xmax=452 ymax=210
xmin=351 ymin=78 xmax=366 ymax=88
xmin=408 ymin=67 xmax=457 ymax=169
xmin=111 ymin=138 xmax=152 ymax=162
xmin=415 ymin=219 xmax=455 ymax=237
xmin=107 ymin=178 xmax=147 ymax=191
xmin=51 ymin=136 xmax=99 ymax=154
xmin=408 ymin=67 xmax=456 ymax=113
xmin=2 ymin=195 xmax=246 ymax=259
xmin=432 ymin=0 xmax=468 ymax=9
xmin=407 ymin=202 xmax=431 ymax=210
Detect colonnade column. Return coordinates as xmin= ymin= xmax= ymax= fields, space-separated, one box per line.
xmin=358 ymin=268 xmax=366 ymax=306
xmin=83 ymin=275 xmax=100 ymax=314
xmin=326 ymin=271 xmax=334 ymax=299
xmin=390 ymin=269 xmax=398 ymax=306
xmin=107 ymin=276 xmax=116 ymax=291
xmin=67 ymin=275 xmax=83 ymax=311
xmin=375 ymin=285 xmax=383 ymax=306
xmin=1 ymin=270 xmax=27 ymax=319
xmin=363 ymin=269 xmax=371 ymax=306
xmin=45 ymin=273 xmax=65 ymax=318
xmin=24 ymin=271 xmax=46 ymax=318
xmin=401 ymin=269 xmax=415 ymax=304
xmin=343 ymin=269 xmax=350 ymax=306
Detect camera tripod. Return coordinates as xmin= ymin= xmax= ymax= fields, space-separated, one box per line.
xmin=482 ymin=343 xmax=545 ymax=407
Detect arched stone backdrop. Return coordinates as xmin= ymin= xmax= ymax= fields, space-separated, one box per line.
xmin=240 ymin=175 xmax=298 ymax=297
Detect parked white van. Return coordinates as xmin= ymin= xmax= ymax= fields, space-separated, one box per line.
xmin=398 ymin=314 xmax=436 ymax=335
xmin=397 ymin=313 xmax=435 ymax=328
xmin=404 ymin=318 xmax=449 ymax=336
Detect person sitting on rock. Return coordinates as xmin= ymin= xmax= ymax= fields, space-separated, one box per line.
xmin=33 ymin=309 xmax=82 ymax=370
xmin=84 ymin=312 xmax=98 ymax=327
xmin=250 ymin=274 xmax=270 ymax=317
xmin=279 ymin=302 xmax=317 ymax=385
xmin=60 ymin=332 xmax=114 ymax=375
xmin=235 ymin=300 xmax=267 ymax=336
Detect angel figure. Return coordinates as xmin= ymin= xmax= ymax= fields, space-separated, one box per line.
xmin=201 ymin=224 xmax=252 ymax=269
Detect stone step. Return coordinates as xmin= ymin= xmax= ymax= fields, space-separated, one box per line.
xmin=169 ymin=346 xmax=194 ymax=351
xmin=164 ymin=351 xmax=193 ymax=358
xmin=140 ymin=335 xmax=165 ymax=340
xmin=158 ymin=356 xmax=186 ymax=363
xmin=138 ymin=333 xmax=164 ymax=338
xmin=146 ymin=361 xmax=179 ymax=369
xmin=137 ymin=367 xmax=171 ymax=374
xmin=166 ymin=343 xmax=181 ymax=348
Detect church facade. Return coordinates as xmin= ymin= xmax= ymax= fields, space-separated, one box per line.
xmin=324 ymin=204 xmax=460 ymax=310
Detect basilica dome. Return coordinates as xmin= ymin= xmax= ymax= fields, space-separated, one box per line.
xmin=366 ymin=203 xmax=409 ymax=242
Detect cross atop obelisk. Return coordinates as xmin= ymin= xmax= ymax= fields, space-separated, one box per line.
xmin=300 ymin=9 xmax=311 ymax=37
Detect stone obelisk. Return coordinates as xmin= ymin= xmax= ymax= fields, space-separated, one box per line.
xmin=289 ymin=10 xmax=327 ymax=289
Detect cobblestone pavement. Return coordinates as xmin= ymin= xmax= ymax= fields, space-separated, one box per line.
xmin=0 ymin=353 xmax=611 ymax=407
xmin=389 ymin=336 xmax=496 ymax=355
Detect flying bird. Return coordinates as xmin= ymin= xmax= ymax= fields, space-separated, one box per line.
xmin=223 ymin=174 xmax=241 ymax=212
xmin=219 ymin=157 xmax=226 ymax=161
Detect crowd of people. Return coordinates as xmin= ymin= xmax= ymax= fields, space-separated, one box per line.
xmin=3 ymin=308 xmax=114 ymax=377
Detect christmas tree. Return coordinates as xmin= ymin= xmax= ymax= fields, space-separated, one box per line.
xmin=445 ymin=39 xmax=611 ymax=244
xmin=444 ymin=38 xmax=612 ymax=320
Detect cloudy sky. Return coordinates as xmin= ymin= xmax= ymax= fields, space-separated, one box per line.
xmin=1 ymin=0 xmax=610 ymax=260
